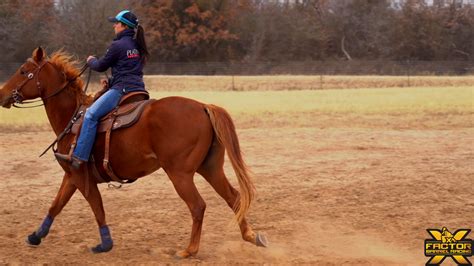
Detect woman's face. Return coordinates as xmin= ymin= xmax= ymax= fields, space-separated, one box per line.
xmin=113 ymin=22 xmax=127 ymax=35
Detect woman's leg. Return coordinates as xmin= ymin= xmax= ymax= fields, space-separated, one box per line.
xmin=73 ymin=89 xmax=123 ymax=161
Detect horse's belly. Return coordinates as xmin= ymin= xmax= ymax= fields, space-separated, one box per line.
xmin=94 ymin=122 xmax=161 ymax=179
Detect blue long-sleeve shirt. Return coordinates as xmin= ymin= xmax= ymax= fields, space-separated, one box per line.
xmin=88 ymin=29 xmax=145 ymax=93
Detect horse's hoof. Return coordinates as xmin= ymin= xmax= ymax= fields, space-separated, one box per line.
xmin=91 ymin=243 xmax=113 ymax=253
xmin=256 ymin=232 xmax=268 ymax=247
xmin=26 ymin=232 xmax=41 ymax=246
xmin=174 ymin=249 xmax=192 ymax=259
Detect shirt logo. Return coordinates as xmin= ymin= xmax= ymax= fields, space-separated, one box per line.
xmin=127 ymin=49 xmax=140 ymax=59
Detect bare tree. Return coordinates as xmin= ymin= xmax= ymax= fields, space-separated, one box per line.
xmin=0 ymin=0 xmax=55 ymax=62
xmin=0 ymin=0 xmax=472 ymax=63
xmin=49 ymin=0 xmax=129 ymax=59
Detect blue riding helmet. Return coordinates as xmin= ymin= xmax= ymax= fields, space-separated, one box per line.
xmin=108 ymin=10 xmax=138 ymax=29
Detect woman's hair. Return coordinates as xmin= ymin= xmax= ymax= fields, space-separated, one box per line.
xmin=121 ymin=22 xmax=150 ymax=64
xmin=135 ymin=24 xmax=149 ymax=64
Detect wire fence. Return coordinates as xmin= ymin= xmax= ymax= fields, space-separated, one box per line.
xmin=143 ymin=60 xmax=474 ymax=76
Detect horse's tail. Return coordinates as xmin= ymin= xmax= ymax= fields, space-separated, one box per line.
xmin=205 ymin=104 xmax=255 ymax=224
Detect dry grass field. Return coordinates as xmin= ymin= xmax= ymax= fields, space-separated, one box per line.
xmin=1 ymin=82 xmax=472 ymax=130
xmin=144 ymin=75 xmax=474 ymax=91
xmin=0 ymin=76 xmax=473 ymax=264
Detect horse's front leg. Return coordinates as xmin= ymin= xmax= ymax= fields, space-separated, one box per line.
xmin=27 ymin=173 xmax=77 ymax=246
xmin=74 ymin=172 xmax=113 ymax=253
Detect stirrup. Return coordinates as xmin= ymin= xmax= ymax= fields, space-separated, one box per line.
xmin=54 ymin=153 xmax=83 ymax=170
xmin=54 ymin=152 xmax=71 ymax=163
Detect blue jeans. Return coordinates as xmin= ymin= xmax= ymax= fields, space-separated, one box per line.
xmin=73 ymin=89 xmax=123 ymax=161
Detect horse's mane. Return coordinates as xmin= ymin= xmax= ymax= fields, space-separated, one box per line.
xmin=49 ymin=50 xmax=92 ymax=105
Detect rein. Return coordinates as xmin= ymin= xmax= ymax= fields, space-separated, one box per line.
xmin=10 ymin=58 xmax=91 ymax=156
xmin=12 ymin=60 xmax=91 ymax=109
xmin=37 ymin=61 xmax=91 ymax=157
xmin=38 ymin=106 xmax=83 ymax=157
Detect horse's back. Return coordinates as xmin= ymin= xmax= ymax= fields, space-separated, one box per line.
xmin=152 ymin=96 xmax=207 ymax=112
xmin=146 ymin=96 xmax=211 ymax=131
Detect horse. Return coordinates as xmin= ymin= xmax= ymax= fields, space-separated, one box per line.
xmin=0 ymin=47 xmax=267 ymax=257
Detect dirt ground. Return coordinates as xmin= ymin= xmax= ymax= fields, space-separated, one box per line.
xmin=0 ymin=115 xmax=473 ymax=265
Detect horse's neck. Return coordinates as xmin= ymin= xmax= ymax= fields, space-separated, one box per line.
xmin=43 ymin=87 xmax=82 ymax=136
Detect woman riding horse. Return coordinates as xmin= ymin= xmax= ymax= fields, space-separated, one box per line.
xmin=55 ymin=10 xmax=149 ymax=169
xmin=0 ymin=10 xmax=267 ymax=257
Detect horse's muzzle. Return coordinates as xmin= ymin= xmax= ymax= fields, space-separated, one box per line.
xmin=0 ymin=97 xmax=13 ymax=109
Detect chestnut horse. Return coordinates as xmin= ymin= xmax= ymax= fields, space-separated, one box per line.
xmin=0 ymin=47 xmax=267 ymax=257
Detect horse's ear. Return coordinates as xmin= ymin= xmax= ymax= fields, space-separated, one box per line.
xmin=32 ymin=46 xmax=47 ymax=62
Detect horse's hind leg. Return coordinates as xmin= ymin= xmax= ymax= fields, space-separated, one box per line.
xmin=166 ymin=171 xmax=206 ymax=258
xmin=197 ymin=142 xmax=267 ymax=247
xmin=27 ymin=173 xmax=76 ymax=246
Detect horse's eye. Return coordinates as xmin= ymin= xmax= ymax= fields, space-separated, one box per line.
xmin=20 ymin=69 xmax=26 ymax=75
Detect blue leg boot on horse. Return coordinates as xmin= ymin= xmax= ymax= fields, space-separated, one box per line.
xmin=91 ymin=225 xmax=114 ymax=253
xmin=27 ymin=215 xmax=54 ymax=246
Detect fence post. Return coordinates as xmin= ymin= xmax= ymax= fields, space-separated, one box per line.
xmin=319 ymin=74 xmax=323 ymax=90
xmin=232 ymin=75 xmax=235 ymax=91
xmin=406 ymin=60 xmax=411 ymax=87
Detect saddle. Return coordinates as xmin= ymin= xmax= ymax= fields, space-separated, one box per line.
xmin=71 ymin=91 xmax=150 ymax=134
xmin=69 ymin=91 xmax=151 ymax=184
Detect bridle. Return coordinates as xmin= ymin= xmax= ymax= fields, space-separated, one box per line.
xmin=11 ymin=58 xmax=90 ymax=108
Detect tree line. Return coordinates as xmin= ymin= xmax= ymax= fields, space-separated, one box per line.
xmin=0 ymin=0 xmax=473 ymax=63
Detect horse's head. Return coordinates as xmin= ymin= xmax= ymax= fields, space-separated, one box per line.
xmin=0 ymin=47 xmax=53 ymax=108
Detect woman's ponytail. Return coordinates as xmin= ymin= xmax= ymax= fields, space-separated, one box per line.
xmin=136 ymin=25 xmax=149 ymax=64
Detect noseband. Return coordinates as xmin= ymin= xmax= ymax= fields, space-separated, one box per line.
xmin=12 ymin=58 xmax=89 ymax=108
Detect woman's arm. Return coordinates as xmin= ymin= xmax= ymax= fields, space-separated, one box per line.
xmin=87 ymin=42 xmax=119 ymax=72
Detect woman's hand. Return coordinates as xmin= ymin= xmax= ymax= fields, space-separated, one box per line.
xmin=100 ymin=79 xmax=108 ymax=89
xmin=87 ymin=55 xmax=96 ymax=63
xmin=93 ymin=81 xmax=109 ymax=101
